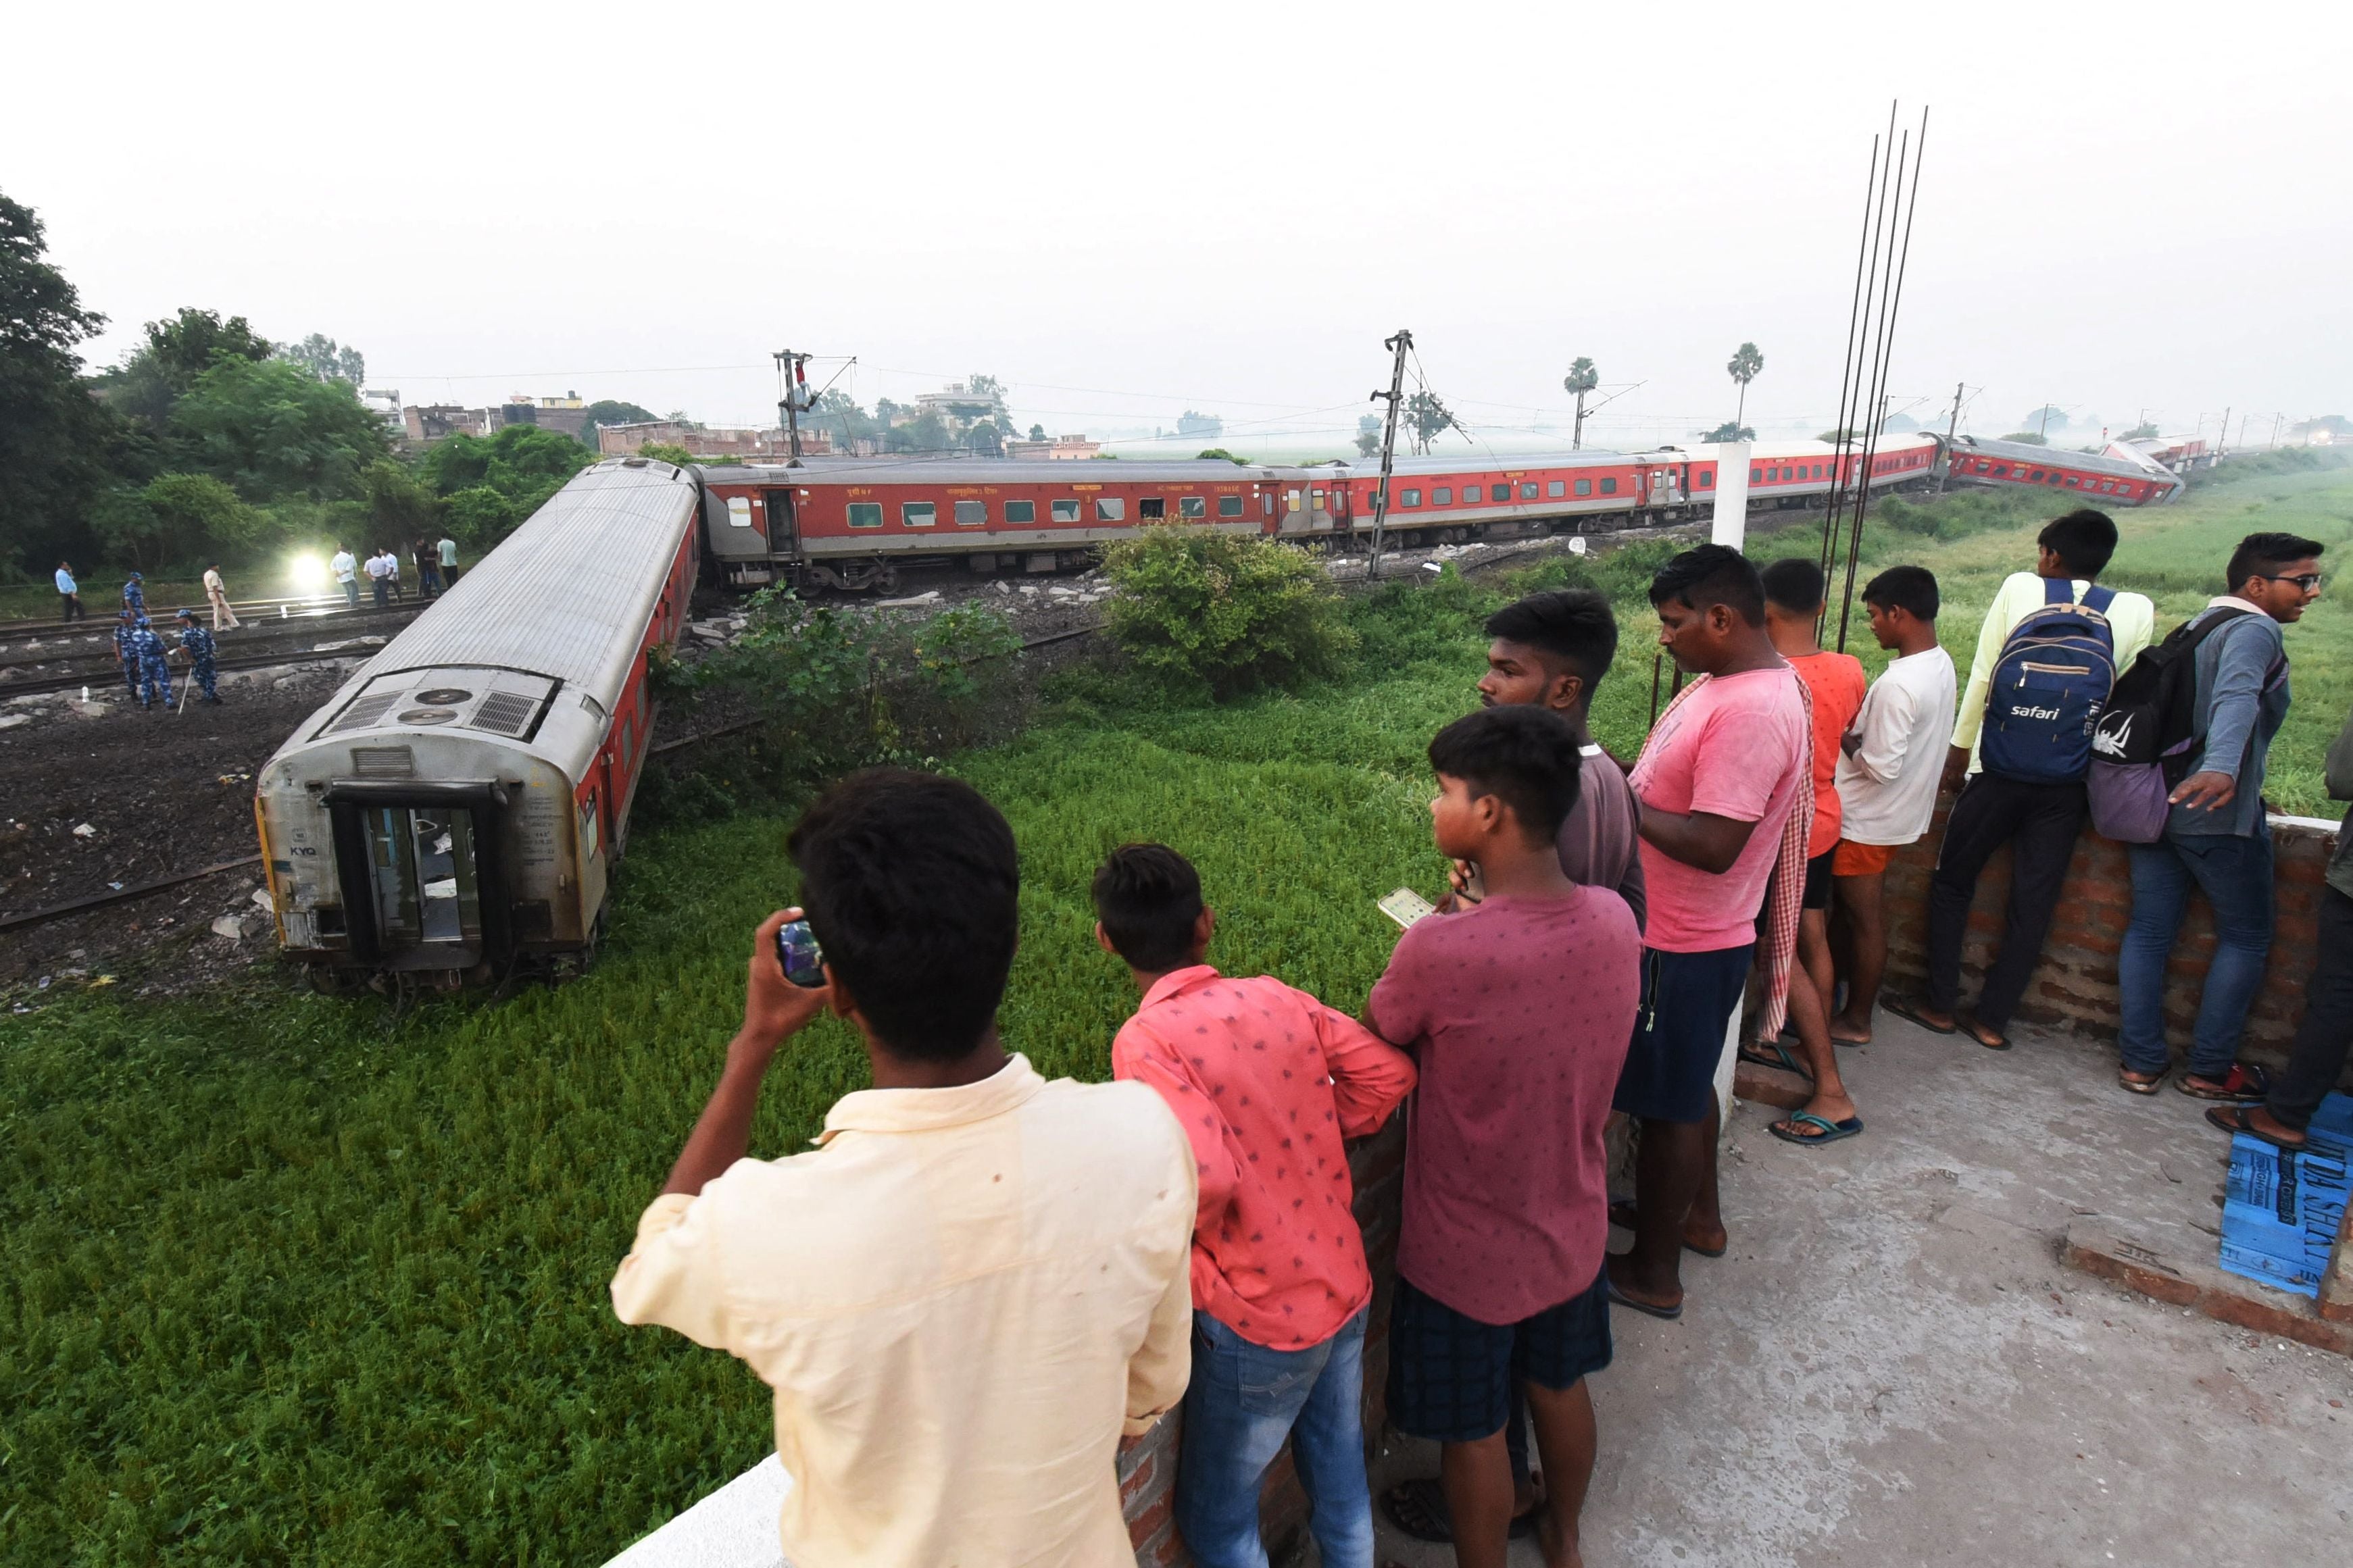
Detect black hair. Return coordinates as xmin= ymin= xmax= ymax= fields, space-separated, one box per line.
xmin=1427 ymin=705 xmax=1585 ymax=843
xmin=2225 ymin=532 xmax=2325 ymax=593
xmin=787 ymin=767 xmax=1019 ymax=1061
xmin=1483 ymin=589 xmax=1620 ymax=692
xmin=1860 ymin=565 xmax=1940 ymax=622
xmin=1091 ymin=844 xmax=1204 ymax=973
xmin=1648 ymin=542 xmax=1766 ymax=627
xmin=1760 ymin=557 xmax=1826 ymax=615
xmin=2037 ymin=509 xmax=2118 ymax=578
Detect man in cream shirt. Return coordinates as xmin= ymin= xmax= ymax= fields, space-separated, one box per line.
xmin=612 ymin=769 xmax=1195 ymax=1568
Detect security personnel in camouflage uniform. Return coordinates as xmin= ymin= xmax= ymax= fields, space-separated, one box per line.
xmin=112 ymin=611 xmax=141 ymax=703
xmin=174 ymin=609 xmax=222 ymax=704
xmin=128 ymin=615 xmax=173 ymax=710
xmin=122 ymin=572 xmax=146 ymax=615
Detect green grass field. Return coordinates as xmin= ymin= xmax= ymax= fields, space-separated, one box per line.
xmin=6 ymin=458 xmax=2351 ymax=1564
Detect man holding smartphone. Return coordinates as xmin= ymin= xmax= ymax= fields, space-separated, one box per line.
xmin=611 ymin=769 xmax=1197 ymax=1568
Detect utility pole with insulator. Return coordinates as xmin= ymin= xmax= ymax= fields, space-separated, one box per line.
xmin=774 ymin=349 xmax=812 ymax=459
xmin=1366 ymin=329 xmax=1412 ymax=582
xmin=1938 ymin=379 xmax=1964 ymax=493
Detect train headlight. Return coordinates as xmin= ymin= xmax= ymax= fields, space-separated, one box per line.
xmin=289 ymin=553 xmax=328 ymax=592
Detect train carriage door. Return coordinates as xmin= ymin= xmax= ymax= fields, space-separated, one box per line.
xmin=760 ymin=488 xmax=799 ymax=558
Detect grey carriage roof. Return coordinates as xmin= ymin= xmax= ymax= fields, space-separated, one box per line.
xmin=1951 ymin=436 xmax=2160 ymax=480
xmin=348 ymin=459 xmax=699 ymax=703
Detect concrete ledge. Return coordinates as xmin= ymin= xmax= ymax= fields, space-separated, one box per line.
xmin=2060 ymin=1219 xmax=2353 ymax=1358
xmin=1731 ymin=1057 xmax=1811 ymax=1110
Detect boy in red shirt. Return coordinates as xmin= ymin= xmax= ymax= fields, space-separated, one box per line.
xmin=1755 ymin=557 xmax=1868 ymax=1146
xmin=1097 ymin=844 xmax=1416 ymax=1568
xmin=1369 ymin=705 xmax=1642 ymax=1568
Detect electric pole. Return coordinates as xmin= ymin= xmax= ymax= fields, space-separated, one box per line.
xmin=1938 ymin=379 xmax=1964 ymax=493
xmin=1366 ymin=329 xmax=1412 ymax=582
xmin=2219 ymin=405 xmax=2231 ymax=458
xmin=773 ymin=349 xmax=812 ymax=459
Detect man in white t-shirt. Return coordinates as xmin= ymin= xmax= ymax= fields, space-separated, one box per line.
xmin=1828 ymin=566 xmax=1956 ymax=1044
xmin=364 ymin=547 xmax=394 ymax=608
xmin=330 ymin=544 xmax=359 ymax=607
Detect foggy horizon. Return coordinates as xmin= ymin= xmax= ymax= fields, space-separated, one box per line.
xmin=10 ymin=2 xmax=2348 ymax=457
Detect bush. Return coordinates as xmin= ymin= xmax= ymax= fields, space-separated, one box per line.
xmin=1102 ymin=528 xmax=1358 ymax=700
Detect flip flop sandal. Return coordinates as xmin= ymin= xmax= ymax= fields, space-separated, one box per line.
xmin=1882 ymin=995 xmax=1958 ymax=1036
xmin=1960 ymin=1017 xmax=2012 ymax=1051
xmin=1770 ymin=1110 xmax=1865 ymax=1146
xmin=1606 ymin=1274 xmax=1685 ymax=1321
xmin=1607 ymin=1200 xmax=1728 ymax=1258
xmin=2118 ymin=1066 xmax=2168 ymax=1096
xmin=1737 ymin=1038 xmax=1812 ymax=1078
xmin=2177 ymin=1063 xmax=2271 ymax=1103
xmin=1380 ymin=1477 xmax=1540 ymax=1543
xmin=2204 ymin=1103 xmax=2307 ymax=1151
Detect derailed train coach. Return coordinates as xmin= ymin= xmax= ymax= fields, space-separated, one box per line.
xmin=255 ymin=458 xmax=699 ymax=981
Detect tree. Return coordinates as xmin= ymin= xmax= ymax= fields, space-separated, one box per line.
xmin=968 ymin=419 xmax=1004 ymax=457
xmin=1176 ymin=409 xmax=1222 ymax=438
xmin=1354 ymin=413 xmax=1382 ymax=459
xmin=1706 ymin=422 xmax=1756 ymax=442
xmin=276 ymin=332 xmax=365 ymax=386
xmin=96 ymin=307 xmax=275 ymax=433
xmin=1028 ymin=423 xmax=1046 ymax=442
xmin=1196 ymin=448 xmax=1245 ymax=463
xmin=363 ymin=459 xmax=437 ymax=538
xmin=168 ymin=357 xmax=392 ymax=500
xmin=1726 ymin=342 xmax=1764 ymax=430
xmin=86 ymin=473 xmax=264 ymax=572
xmin=1999 ymin=431 xmax=2049 ymax=446
xmin=635 ymin=442 xmax=696 ymax=466
xmin=1563 ymin=357 xmax=1599 ymax=450
xmin=578 ymin=398 xmax=658 ymax=450
xmin=0 ymin=190 xmax=128 ymax=574
xmin=1405 ymin=390 xmax=1460 ymax=455
xmin=2121 ymin=422 xmax=2160 ymax=440
xmin=2023 ymin=404 xmax=2071 ymax=437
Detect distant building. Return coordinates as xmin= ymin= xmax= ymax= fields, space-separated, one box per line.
xmin=501 ymin=393 xmax=590 ymax=438
xmin=595 ymin=420 xmax=833 ymax=459
xmin=403 ymin=403 xmax=495 ymax=443
xmin=1176 ymin=409 xmax=1224 ymax=438
xmin=914 ymin=383 xmax=1009 ymax=429
xmin=360 ymin=388 xmax=403 ymax=435
xmin=1005 ymin=434 xmax=1103 ymax=461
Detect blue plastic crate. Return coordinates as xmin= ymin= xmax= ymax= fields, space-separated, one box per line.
xmin=2308 ymin=1090 xmax=2353 ymax=1144
xmin=2219 ymin=1132 xmax=2348 ymax=1300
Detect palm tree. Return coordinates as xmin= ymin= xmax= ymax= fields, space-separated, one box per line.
xmin=1726 ymin=342 xmax=1764 ymax=431
xmin=1563 ymin=357 xmax=1598 ymax=450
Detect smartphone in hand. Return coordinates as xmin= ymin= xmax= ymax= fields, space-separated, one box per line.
xmin=1379 ymin=888 xmax=1437 ymax=930
xmin=774 ymin=918 xmax=827 ymax=988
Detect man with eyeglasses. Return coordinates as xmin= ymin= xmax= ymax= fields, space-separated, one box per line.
xmin=2116 ymin=532 xmax=2324 ymax=1101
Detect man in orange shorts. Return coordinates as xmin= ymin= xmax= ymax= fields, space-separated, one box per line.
xmin=1828 ymin=567 xmax=1955 ymax=1043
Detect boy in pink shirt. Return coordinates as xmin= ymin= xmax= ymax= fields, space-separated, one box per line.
xmin=1368 ymin=704 xmax=1641 ymax=1568
xmin=1098 ymin=844 xmax=1416 ymax=1568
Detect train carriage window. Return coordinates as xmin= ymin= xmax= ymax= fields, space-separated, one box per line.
xmin=2028 ymin=469 xmax=2045 ymax=482
xmin=2066 ymin=475 xmax=2081 ymax=487
xmin=1401 ymin=488 xmax=1421 ymax=507
xmin=902 ymin=501 xmax=937 ymax=528
xmin=726 ymin=496 xmax=753 ymax=527
xmin=1520 ymin=482 xmax=1539 ymax=500
xmin=1490 ymin=483 xmax=1510 ymax=501
xmin=1459 ymin=486 xmax=1477 ymax=504
xmin=1219 ymin=495 xmax=1244 ymax=517
xmin=1751 ymin=466 xmax=1763 ymax=482
xmin=1004 ymin=499 xmax=1037 ymax=524
xmin=1600 ymin=478 xmax=1618 ymax=495
xmin=1433 ymin=486 xmax=1452 ymax=503
xmin=847 ymin=502 xmax=884 ymax=528
xmin=1575 ymin=478 xmax=1592 ymax=497
xmin=1139 ymin=497 xmax=1166 ymax=520
xmin=1180 ymin=496 xmax=1207 ymax=518
xmin=1051 ymin=499 xmax=1082 ymax=522
xmin=1698 ymin=470 xmax=1714 ymax=487
xmin=1095 ymin=497 xmax=1125 ymax=522
xmin=2098 ymin=480 xmax=2114 ymax=492
xmin=580 ymin=790 xmax=600 ymax=860
xmin=954 ymin=499 xmax=988 ymax=526
xmin=1548 ymin=480 xmax=1566 ymax=497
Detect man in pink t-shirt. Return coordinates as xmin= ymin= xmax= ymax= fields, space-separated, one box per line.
xmin=1369 ymin=705 xmax=1641 ymax=1568
xmin=1610 ymin=545 xmax=1810 ymax=1322
xmin=1097 ymin=843 xmax=1416 ymax=1568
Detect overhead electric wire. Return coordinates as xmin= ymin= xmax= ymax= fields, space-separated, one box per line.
xmin=1837 ymin=108 xmax=1928 ymax=654
xmin=1816 ymin=126 xmax=1887 ymax=617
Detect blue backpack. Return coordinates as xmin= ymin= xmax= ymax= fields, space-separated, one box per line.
xmin=1979 ymin=579 xmax=2117 ymax=783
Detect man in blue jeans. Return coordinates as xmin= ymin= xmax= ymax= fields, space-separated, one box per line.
xmin=1096 ymin=844 xmax=1416 ymax=1568
xmin=2118 ymin=532 xmax=2323 ymax=1098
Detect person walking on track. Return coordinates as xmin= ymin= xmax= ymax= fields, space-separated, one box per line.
xmin=128 ymin=615 xmax=173 ymax=711
xmin=122 ymin=571 xmax=146 ymax=616
xmin=175 ymin=609 xmax=223 ymax=705
xmin=203 ymin=562 xmax=241 ymax=630
xmin=438 ymin=532 xmax=462 ymax=587
xmin=330 ymin=542 xmax=359 ymax=607
xmin=111 ymin=611 xmax=141 ymax=704
xmin=57 ymin=561 xmax=86 ymax=624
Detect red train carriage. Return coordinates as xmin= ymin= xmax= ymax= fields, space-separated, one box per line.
xmin=1941 ymin=434 xmax=2182 ymax=505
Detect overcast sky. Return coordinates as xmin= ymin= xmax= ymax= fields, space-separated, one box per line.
xmin=11 ymin=1 xmax=2349 ymax=455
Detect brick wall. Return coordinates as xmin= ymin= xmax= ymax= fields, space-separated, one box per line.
xmin=1118 ymin=1117 xmax=1406 ymax=1567
xmin=1880 ymin=796 xmax=2342 ymax=1063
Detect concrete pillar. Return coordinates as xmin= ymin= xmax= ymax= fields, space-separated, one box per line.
xmin=1708 ymin=441 xmax=1752 ymax=1121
